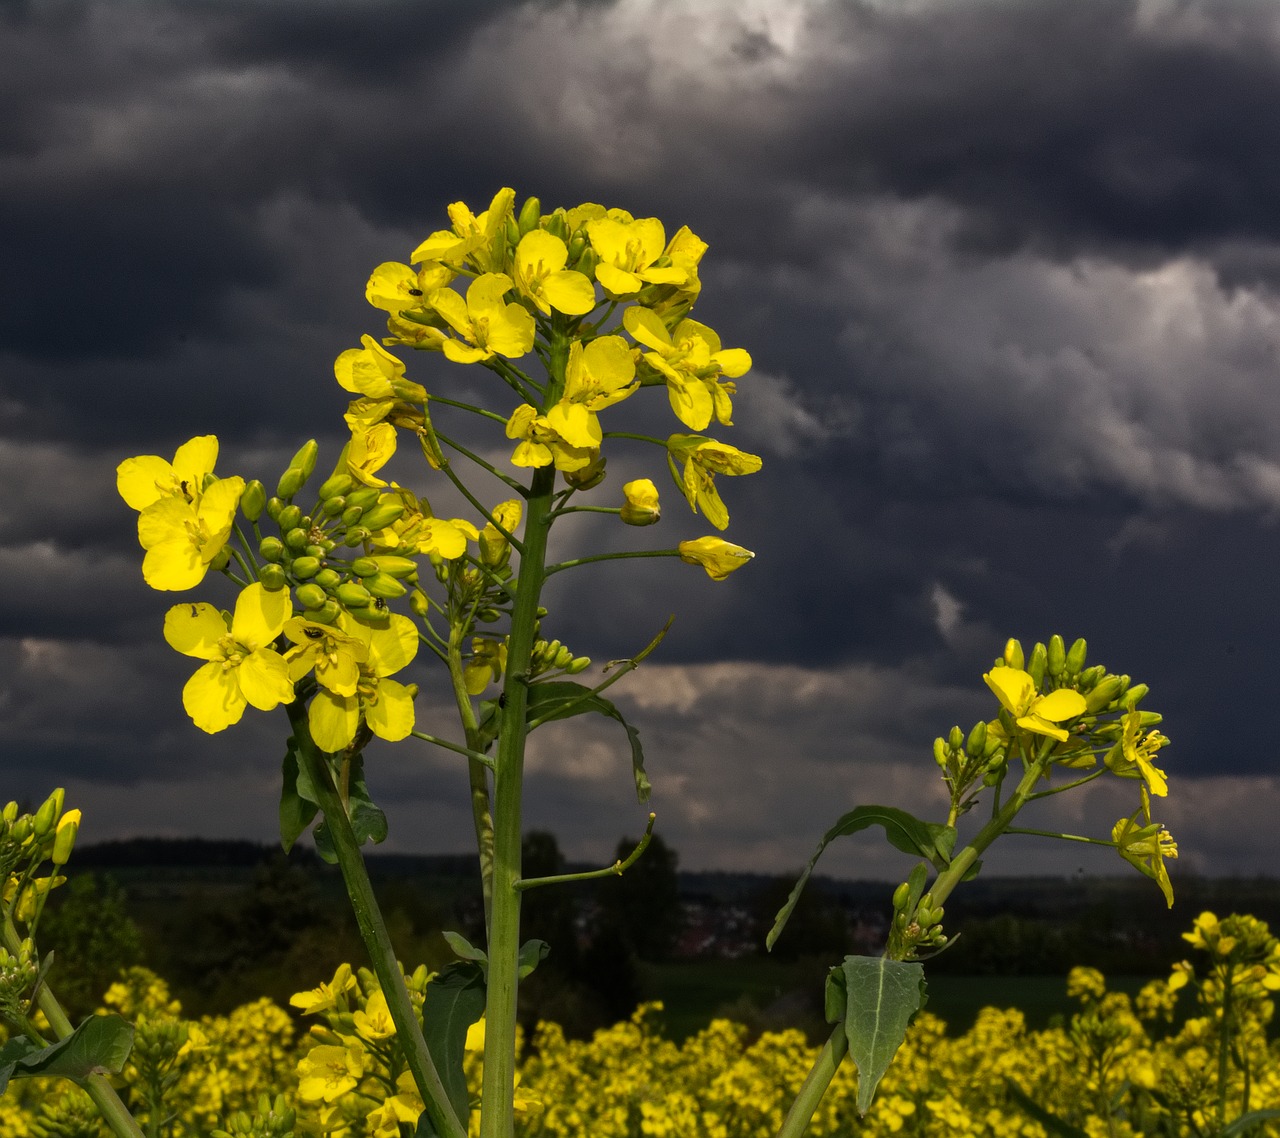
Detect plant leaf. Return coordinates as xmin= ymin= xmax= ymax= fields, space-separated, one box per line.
xmin=0 ymin=1014 xmax=134 ymax=1093
xmin=279 ymin=736 xmax=319 ymax=853
xmin=345 ymin=752 xmax=388 ymax=847
xmin=441 ymin=930 xmax=488 ymax=966
xmin=767 ymin=807 xmax=955 ymax=951
xmin=518 ymin=939 xmax=550 ymax=979
xmin=1218 ymin=1110 xmax=1280 ymax=1138
xmin=420 ymin=961 xmax=486 ymax=1128
xmin=837 ymin=956 xmax=924 ymax=1116
xmin=526 ymin=682 xmax=650 ymax=803
xmin=1005 ymin=1080 xmax=1091 ymax=1138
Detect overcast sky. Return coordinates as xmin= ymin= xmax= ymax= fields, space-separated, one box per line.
xmin=4 ymin=0 xmax=1280 ymax=894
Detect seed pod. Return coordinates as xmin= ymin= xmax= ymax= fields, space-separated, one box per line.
xmin=291 ymin=556 xmax=321 ymax=580
xmin=1047 ymin=634 xmax=1066 ymax=676
xmin=350 ymin=558 xmax=378 ymax=578
xmin=314 ymin=569 xmax=341 ymax=589
xmin=285 ymin=527 xmax=309 ymax=552
xmin=266 ymin=496 xmax=285 ymax=522
xmin=322 ymin=495 xmax=346 ymax=517
xmin=517 ymin=195 xmax=542 ymax=235
xmin=1027 ymin=642 xmax=1047 ymax=688
xmin=277 ymin=504 xmax=302 ymax=532
xmin=318 ymin=473 xmax=354 ymax=501
xmin=346 ymin=487 xmax=380 ymax=510
xmin=288 ymin=439 xmax=319 ymax=480
xmin=1003 ymin=638 xmax=1025 ymax=670
xmin=366 ymin=572 xmax=407 ymax=600
xmin=1065 ymin=637 xmax=1087 ymax=676
xmin=276 ymin=467 xmax=307 ymax=500
xmin=371 ymin=555 xmax=418 ymax=579
xmin=259 ymin=563 xmax=288 ymax=591
xmin=305 ymin=599 xmax=342 ymax=625
xmin=341 ymin=505 xmax=363 ymax=528
xmin=295 ymin=583 xmax=327 ymax=610
xmin=336 ymin=582 xmax=372 ymax=608
xmin=240 ymin=480 xmax=266 ymax=522
xmin=359 ymin=501 xmax=405 ymax=531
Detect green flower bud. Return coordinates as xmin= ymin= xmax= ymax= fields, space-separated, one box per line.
xmin=1027 ymin=642 xmax=1047 ymax=688
xmin=276 ymin=466 xmax=307 ymax=500
xmin=1047 ymin=634 xmax=1066 ymax=676
xmin=32 ymin=789 xmax=62 ymax=839
xmin=341 ymin=505 xmax=364 ymax=528
xmin=10 ymin=815 xmax=32 ymax=845
xmin=51 ymin=812 xmax=79 ymax=867
xmin=322 ymin=495 xmax=346 ymax=517
xmin=288 ymin=439 xmax=319 ymax=480
xmin=209 ymin=546 xmax=232 ymax=572
xmin=314 ymin=568 xmax=341 ymax=589
xmin=517 ymin=195 xmax=542 ymax=235
xmin=1003 ymin=638 xmax=1025 ymax=670
xmin=259 ymin=536 xmax=285 ymax=563
xmin=568 ymin=657 xmax=591 ymax=674
xmin=291 ymin=556 xmax=322 ymax=580
xmin=305 ymin=599 xmax=341 ymax=625
xmin=1138 ymin=709 xmax=1162 ymax=727
xmin=563 ymin=454 xmax=606 ymax=490
xmin=933 ymin=737 xmax=948 ymax=767
xmin=259 ymin=563 xmax=288 ymax=591
xmin=892 ymin=881 xmax=911 ymax=910
xmin=371 ymin=555 xmax=417 ymax=579
xmin=966 ymin=720 xmax=987 ymax=755
xmin=544 ymin=209 xmax=570 ymax=241
xmin=296 ymin=583 xmax=327 ymax=610
xmin=1078 ymin=664 xmax=1105 ymax=689
xmin=366 ymin=572 xmax=407 ymax=600
xmin=359 ymin=501 xmax=405 ymax=531
xmin=240 ymin=480 xmax=266 ymax=522
xmin=344 ymin=526 xmax=371 ymax=547
xmin=277 ymin=504 xmax=303 ymax=532
xmin=318 ymin=473 xmax=354 ymax=501
xmin=303 ymin=544 xmax=326 ymax=560
xmin=575 ymin=246 xmax=599 ymax=280
xmin=409 ymin=590 xmax=430 ymax=618
xmin=947 ymin=725 xmax=964 ymax=751
xmin=346 ymin=487 xmax=380 ymax=510
xmin=266 ymin=496 xmax=285 ymax=522
xmin=1065 ymin=637 xmax=1087 ymax=676
xmin=1123 ymin=683 xmax=1150 ymax=709
xmin=336 ymin=582 xmax=372 ymax=608
xmin=478 ymin=608 xmax=502 ymax=622
xmin=2 ymin=802 xmax=17 ymax=826
xmin=350 ymin=558 xmax=378 ymax=578
xmin=1084 ymin=675 xmax=1123 ymax=713
xmin=285 ymin=527 xmax=309 ymax=551
xmin=504 ymin=213 xmax=520 ymax=248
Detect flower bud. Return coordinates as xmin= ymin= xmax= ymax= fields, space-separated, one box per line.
xmin=258 ymin=536 xmax=285 ymax=563
xmin=277 ymin=504 xmax=302 ymax=532
xmin=321 ymin=495 xmax=346 ymax=517
xmin=341 ymin=505 xmax=363 ymax=528
xmin=947 ymin=725 xmax=964 ymax=752
xmin=359 ymin=501 xmax=405 ymax=531
xmin=563 ymin=455 xmax=606 ymax=490
xmin=1123 ymin=683 xmax=1150 ymax=709
xmin=1078 ymin=664 xmax=1105 ymax=689
xmin=892 ymin=882 xmax=911 ymax=910
xmin=266 ymin=496 xmax=285 ymax=522
xmin=344 ymin=526 xmax=371 ymax=547
xmin=517 ymin=195 xmax=542 ymax=235
xmin=209 ymin=547 xmax=232 ymax=572
xmin=366 ymin=572 xmax=407 ymax=600
xmin=259 ymin=564 xmax=288 ymax=591
xmin=336 ymin=582 xmax=372 ymax=608
xmin=314 ymin=569 xmax=341 ymax=589
xmin=1047 ymin=634 xmax=1066 ymax=677
xmin=240 ymin=480 xmax=266 ymax=522
xmin=291 ymin=556 xmax=322 ymax=580
xmin=1003 ymin=638 xmax=1024 ymax=670
xmin=1065 ymin=637 xmax=1087 ymax=676
xmin=2 ymin=801 xmax=17 ymax=826
xmin=544 ymin=209 xmax=570 ymax=241
xmin=621 ymin=479 xmax=661 ymax=526
xmin=1027 ymin=642 xmax=1047 ymax=688
xmin=306 ymin=599 xmax=341 ymax=625
xmin=288 ymin=439 xmax=319 ymax=481
xmin=346 ymin=487 xmax=380 ymax=510
xmin=350 ymin=558 xmax=378 ymax=578
xmin=32 ymin=789 xmax=63 ymax=839
xmin=575 ymin=246 xmax=599 ymax=280
xmin=318 ymin=474 xmax=354 ymax=501
xmin=568 ymin=657 xmax=591 ymax=674
xmin=933 ymin=737 xmax=948 ymax=767
xmin=285 ymin=527 xmax=309 ymax=552
xmin=51 ymin=809 xmax=80 ymax=867
xmin=409 ymin=590 xmax=430 ymax=618
xmin=371 ymin=555 xmax=418 ymax=579
xmin=1084 ymin=675 xmax=1123 ymax=713
xmin=304 ymin=544 xmax=327 ymax=560
xmin=276 ymin=467 xmax=307 ymax=500
xmin=295 ymin=584 xmax=327 ymax=610
xmin=966 ymin=720 xmax=987 ymax=755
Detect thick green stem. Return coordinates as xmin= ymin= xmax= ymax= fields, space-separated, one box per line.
xmin=285 ymin=702 xmax=467 ymax=1138
xmin=1 ymin=912 xmax=146 ymax=1138
xmin=775 ymin=1023 xmax=848 ymax=1138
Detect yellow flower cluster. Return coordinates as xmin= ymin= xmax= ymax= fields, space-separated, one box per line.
xmin=6 ymin=910 xmax=1280 ymax=1138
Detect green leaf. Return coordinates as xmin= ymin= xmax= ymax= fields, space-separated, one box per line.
xmin=836 ymin=956 xmax=924 ymax=1116
xmin=518 ymin=939 xmax=550 ymax=979
xmin=1005 ymin=1080 xmax=1090 ymax=1138
xmin=767 ymin=807 xmax=955 ymax=951
xmin=527 ymin=681 xmax=650 ymax=803
xmin=420 ymin=961 xmax=486 ymax=1128
xmin=0 ymin=1014 xmax=134 ymax=1093
xmin=279 ymin=736 xmax=319 ymax=853
xmin=1218 ymin=1110 xmax=1280 ymax=1138
xmin=441 ymin=930 xmax=488 ymax=966
xmin=345 ymin=753 xmax=388 ymax=847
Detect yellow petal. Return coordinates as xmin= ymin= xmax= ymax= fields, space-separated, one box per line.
xmin=142 ymin=538 xmax=206 ymax=591
xmin=117 ymin=455 xmax=176 ymax=511
xmin=1033 ymin=688 xmax=1087 ymax=723
xmin=544 ymin=402 xmax=601 ymax=449
xmin=983 ymin=666 xmax=1034 ymax=717
xmin=171 ymin=436 xmax=219 ymax=491
xmin=164 ymin=602 xmax=229 ymax=660
xmin=137 ymin=497 xmax=194 ymax=551
xmin=238 ymin=648 xmax=295 ymax=711
xmin=367 ymin=613 xmax=418 ymax=677
xmin=310 ymin=691 xmax=360 ymax=753
xmin=541 ymin=270 xmax=596 ymax=316
xmin=230 ymin=582 xmax=293 ymax=650
xmin=367 ymin=680 xmax=414 ymax=741
xmin=183 ymin=661 xmax=246 ymax=733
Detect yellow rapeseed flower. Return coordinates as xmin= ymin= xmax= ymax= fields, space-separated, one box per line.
xmin=678 ymin=537 xmax=754 ymax=580
xmin=667 ymin=434 xmax=762 ymax=531
xmin=430 ymin=273 xmax=535 ymax=364
xmin=134 ymin=474 xmax=244 ymax=591
xmin=512 ymin=230 xmax=596 ymax=316
xmin=587 ymin=215 xmax=687 ymax=297
xmin=983 ymin=666 xmax=1086 ymax=743
xmin=116 ymin=434 xmax=219 ymax=512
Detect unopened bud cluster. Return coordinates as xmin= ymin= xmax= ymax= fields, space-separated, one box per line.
xmin=1 ymin=788 xmax=79 ymax=931
xmin=212 ymin=1094 xmax=297 ymax=1138
xmin=0 ymin=936 xmax=39 ymax=1020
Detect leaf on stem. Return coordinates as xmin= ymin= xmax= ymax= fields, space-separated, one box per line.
xmin=0 ymin=1013 xmax=134 ymax=1092
xmin=420 ymin=961 xmax=486 ymax=1129
xmin=279 ymin=736 xmax=319 ymax=853
xmin=767 ymin=806 xmax=955 ymax=951
xmin=827 ymin=956 xmax=925 ymax=1116
xmin=526 ymin=681 xmax=650 ymax=803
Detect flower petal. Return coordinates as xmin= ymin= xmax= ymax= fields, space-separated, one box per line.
xmin=164 ymin=602 xmax=228 ymax=660
xmin=367 ymin=680 xmax=415 ymax=741
xmin=238 ymin=648 xmax=295 ymax=711
xmin=230 ymin=582 xmax=293 ymax=650
xmin=183 ymin=661 xmax=246 ymax=733
xmin=309 ymin=691 xmax=360 ymax=753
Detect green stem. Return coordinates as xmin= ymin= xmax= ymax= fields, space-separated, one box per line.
xmin=429 ymin=393 xmax=512 ymax=426
xmin=285 ymin=702 xmax=467 ymax=1138
xmin=545 ymin=548 xmax=681 ymax=576
xmin=0 ymin=913 xmax=146 ymax=1138
xmin=479 ymin=325 xmax=566 ymax=1138
xmin=547 ymin=505 xmax=622 ymax=518
xmin=437 ymin=431 xmax=528 ymax=495
xmin=1003 ymin=827 xmax=1114 ymax=846
xmin=517 ymin=814 xmax=656 ymax=890
xmin=408 ymin=730 xmax=495 ymax=770
xmin=775 ymin=1023 xmax=848 ymax=1138
xmin=602 ymin=431 xmax=667 ymax=446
